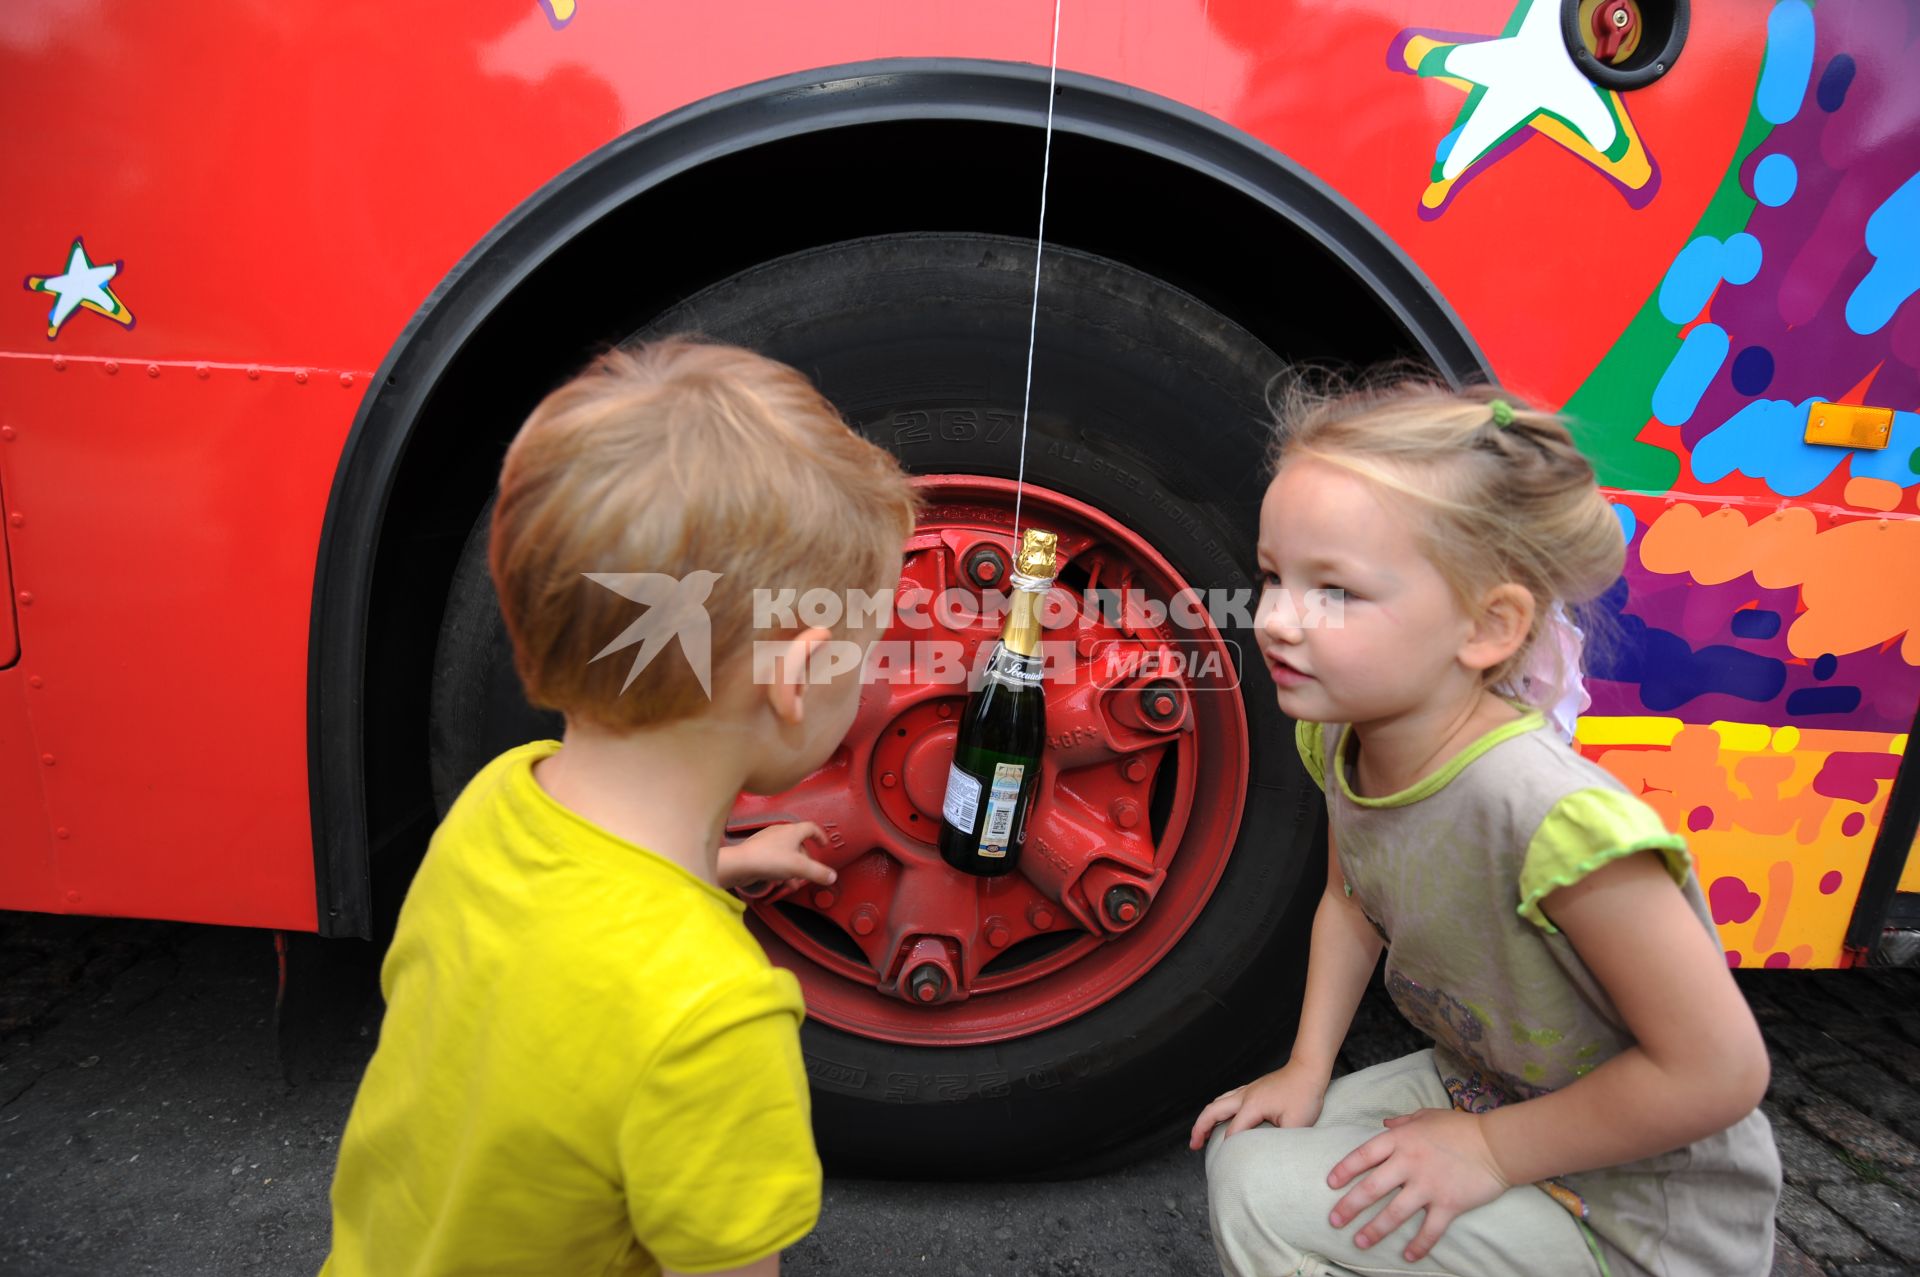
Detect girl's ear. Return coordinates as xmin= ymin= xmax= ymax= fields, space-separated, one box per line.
xmin=1459 ymin=583 xmax=1534 ymax=674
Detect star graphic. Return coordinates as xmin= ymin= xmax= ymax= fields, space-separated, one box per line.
xmin=23 ymin=237 xmax=134 ymax=339
xmin=1390 ymin=0 xmax=1658 ymax=217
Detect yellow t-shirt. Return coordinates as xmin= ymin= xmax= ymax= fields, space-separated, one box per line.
xmin=322 ymin=741 xmax=820 ymax=1277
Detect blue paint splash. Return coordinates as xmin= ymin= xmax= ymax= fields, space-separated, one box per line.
xmin=1787 ymin=686 xmax=1862 ymax=716
xmin=1845 ymin=172 xmax=1920 ymax=336
xmin=1652 ymin=324 xmax=1729 ymax=426
xmin=1847 ymin=412 xmax=1920 ymax=487
xmin=1816 ymin=53 xmax=1855 ymax=112
xmin=1692 ymin=396 xmax=1849 ymax=497
xmin=1731 ymin=610 xmax=1782 ymax=640
xmin=1753 ymin=153 xmax=1798 ymax=206
xmin=1757 ymin=1 xmax=1816 ymax=126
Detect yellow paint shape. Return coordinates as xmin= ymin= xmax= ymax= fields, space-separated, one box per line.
xmin=1772 ymin=726 xmax=1801 ymax=753
xmin=1710 ymin=721 xmax=1773 ymax=752
xmin=1575 ymin=716 xmax=1683 ymax=746
xmin=1893 ymin=734 xmax=1909 ymax=755
xmin=1845 ymin=476 xmax=1904 ymax=511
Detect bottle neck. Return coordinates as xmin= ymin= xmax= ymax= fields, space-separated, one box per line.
xmin=1001 ymin=581 xmax=1048 ymax=657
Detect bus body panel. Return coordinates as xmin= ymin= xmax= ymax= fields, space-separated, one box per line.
xmin=0 ymin=0 xmax=1913 ymax=964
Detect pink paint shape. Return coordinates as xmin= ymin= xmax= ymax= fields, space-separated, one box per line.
xmin=1820 ymin=870 xmax=1843 ymax=894
xmin=1709 ymin=875 xmax=1763 ymax=925
xmin=1689 ymin=805 xmax=1716 ymax=831
xmin=1813 ymin=753 xmax=1902 ymax=804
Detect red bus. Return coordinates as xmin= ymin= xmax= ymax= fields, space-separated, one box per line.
xmin=3 ymin=0 xmax=1916 ymax=1170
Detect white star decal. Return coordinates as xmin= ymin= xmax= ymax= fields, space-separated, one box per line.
xmin=1438 ymin=0 xmax=1618 ymax=180
xmin=24 ymin=237 xmax=134 ymax=338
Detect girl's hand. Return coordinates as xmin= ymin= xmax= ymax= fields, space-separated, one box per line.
xmin=1326 ymin=1107 xmax=1511 ymax=1262
xmin=1188 ymin=1061 xmax=1330 ymax=1150
xmin=716 ymin=822 xmax=836 ymax=892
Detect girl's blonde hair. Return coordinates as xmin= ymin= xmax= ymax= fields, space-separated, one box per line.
xmin=1267 ymin=371 xmax=1623 ymax=695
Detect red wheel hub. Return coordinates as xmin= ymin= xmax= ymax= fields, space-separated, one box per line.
xmin=729 ymin=476 xmax=1249 ymax=1046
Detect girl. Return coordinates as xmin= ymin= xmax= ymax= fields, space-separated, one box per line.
xmin=1191 ymin=381 xmax=1780 ymax=1277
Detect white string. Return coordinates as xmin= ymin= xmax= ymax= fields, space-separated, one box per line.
xmin=1013 ymin=0 xmax=1063 ymax=546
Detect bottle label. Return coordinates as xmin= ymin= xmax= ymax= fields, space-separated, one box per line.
xmin=986 ymin=647 xmax=1043 ymax=689
xmin=941 ymin=764 xmax=982 ymax=835
xmin=977 ymin=762 xmax=1026 ymax=858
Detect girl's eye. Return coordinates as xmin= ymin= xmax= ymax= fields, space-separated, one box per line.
xmin=1258 ymin=572 xmax=1282 ymax=591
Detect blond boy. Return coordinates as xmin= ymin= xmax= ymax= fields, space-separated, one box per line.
xmin=322 ymin=340 xmax=918 ymax=1277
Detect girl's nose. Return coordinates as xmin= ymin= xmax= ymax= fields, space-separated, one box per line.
xmin=1259 ymin=591 xmax=1304 ymax=642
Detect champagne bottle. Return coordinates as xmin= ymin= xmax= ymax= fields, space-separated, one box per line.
xmin=939 ymin=528 xmax=1057 ymax=877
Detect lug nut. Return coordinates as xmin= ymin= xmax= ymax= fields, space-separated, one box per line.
xmin=1123 ymin=758 xmax=1149 ymax=783
xmin=1104 ymin=885 xmax=1147 ymax=927
xmin=908 ymin=964 xmax=948 ymax=1004
xmin=985 ymin=918 xmax=1011 ymax=949
xmin=1029 ymin=904 xmax=1056 ymax=930
xmin=813 ymin=889 xmax=837 ymax=909
xmin=851 ymin=906 xmax=877 ymax=936
xmin=1110 ymin=798 xmax=1140 ymax=829
xmin=880 ymin=771 xmax=898 ymax=788
xmin=963 ymin=544 xmax=1011 ymax=591
xmin=1140 ymin=679 xmax=1182 ymax=725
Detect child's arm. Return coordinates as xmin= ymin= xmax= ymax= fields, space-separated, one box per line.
xmin=717 ymin=822 xmax=837 ymax=893
xmin=1189 ymin=831 xmax=1383 ymax=1148
xmin=1324 ymin=850 xmax=1769 ymax=1262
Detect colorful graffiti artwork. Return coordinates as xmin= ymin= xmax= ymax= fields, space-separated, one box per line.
xmin=1390 ymin=0 xmax=1659 ymax=218
xmin=21 ymin=237 xmax=133 ymax=340
xmin=1560 ymin=0 xmax=1920 ymax=967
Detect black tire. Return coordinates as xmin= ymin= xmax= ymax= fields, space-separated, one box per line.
xmin=429 ymin=233 xmax=1323 ymax=1176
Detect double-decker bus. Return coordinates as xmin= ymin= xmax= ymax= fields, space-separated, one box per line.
xmin=3 ymin=0 xmax=1916 ymax=1171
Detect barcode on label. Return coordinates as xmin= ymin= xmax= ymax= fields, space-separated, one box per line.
xmin=978 ymin=762 xmax=1026 ymax=857
xmin=942 ymin=765 xmax=981 ymax=834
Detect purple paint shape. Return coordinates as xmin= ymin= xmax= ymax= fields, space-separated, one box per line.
xmin=1709 ymin=875 xmax=1763 ymax=925
xmin=1819 ymin=870 xmax=1844 ymax=894
xmin=1811 ymin=751 xmax=1901 ymax=802
xmin=1842 ymin=811 xmax=1866 ymax=837
xmin=1764 ymin=951 xmax=1794 ymax=969
xmin=1688 ymin=805 xmax=1716 ymax=831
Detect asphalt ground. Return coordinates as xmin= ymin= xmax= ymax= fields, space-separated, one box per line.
xmin=2 ymin=913 xmax=1917 ymax=1276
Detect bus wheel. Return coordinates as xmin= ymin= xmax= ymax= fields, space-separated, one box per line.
xmin=430 ymin=234 xmax=1323 ymax=1175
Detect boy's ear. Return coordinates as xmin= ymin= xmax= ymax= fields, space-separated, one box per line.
xmin=1459 ymin=582 xmax=1534 ymax=673
xmin=761 ymin=627 xmax=834 ymax=725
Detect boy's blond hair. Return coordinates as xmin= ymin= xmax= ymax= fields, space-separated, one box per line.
xmin=490 ymin=338 xmax=919 ymax=730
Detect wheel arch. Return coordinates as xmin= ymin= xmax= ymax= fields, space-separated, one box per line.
xmin=307 ymin=56 xmax=1489 ymax=938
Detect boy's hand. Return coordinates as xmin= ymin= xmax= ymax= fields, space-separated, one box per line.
xmin=1326 ymin=1107 xmax=1510 ymax=1263
xmin=1188 ymin=1061 xmax=1330 ymax=1150
xmin=718 ymin=822 xmax=836 ymax=894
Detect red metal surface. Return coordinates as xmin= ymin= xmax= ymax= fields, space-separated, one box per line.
xmin=729 ymin=477 xmax=1248 ymax=1045
xmin=0 ymin=355 xmax=352 ymax=927
xmin=0 ymin=463 xmax=16 ymax=668
xmin=0 ymin=0 xmax=1804 ymax=930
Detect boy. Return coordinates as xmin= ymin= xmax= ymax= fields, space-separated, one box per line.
xmin=322 ymin=339 xmax=918 ymax=1277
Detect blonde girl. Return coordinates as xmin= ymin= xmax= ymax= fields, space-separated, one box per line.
xmin=1191 ymin=381 xmax=1780 ymax=1277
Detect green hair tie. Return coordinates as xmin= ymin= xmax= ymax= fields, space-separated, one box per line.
xmin=1489 ymin=399 xmax=1516 ymax=428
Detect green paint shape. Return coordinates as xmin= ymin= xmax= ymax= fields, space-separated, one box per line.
xmin=1562 ymin=83 xmax=1780 ymax=492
